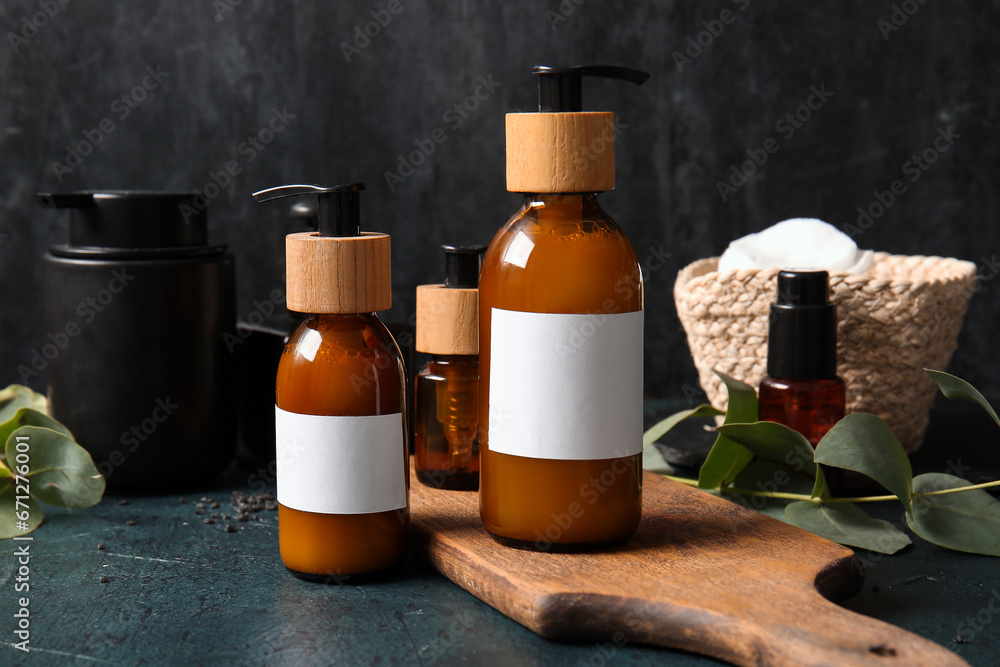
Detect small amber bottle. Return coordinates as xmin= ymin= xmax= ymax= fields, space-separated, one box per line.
xmin=480 ymin=65 xmax=649 ymax=549
xmin=759 ymin=270 xmax=846 ymax=450
xmin=414 ymin=245 xmax=486 ymax=490
xmin=253 ymin=183 xmax=409 ymax=583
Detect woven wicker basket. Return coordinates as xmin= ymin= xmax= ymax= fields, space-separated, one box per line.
xmin=674 ymin=253 xmax=978 ymax=453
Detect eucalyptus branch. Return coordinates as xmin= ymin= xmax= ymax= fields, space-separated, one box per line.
xmin=667 ymin=477 xmax=1000 ymax=504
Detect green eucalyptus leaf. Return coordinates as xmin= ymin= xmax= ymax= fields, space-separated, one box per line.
xmin=0 ymin=483 xmax=44 ymax=539
xmin=925 ymin=369 xmax=1000 ymax=429
xmin=785 ymin=501 xmax=912 ymax=554
xmin=5 ymin=426 xmax=105 ymax=508
xmin=714 ymin=371 xmax=757 ymax=421
xmin=0 ymin=385 xmax=47 ymax=426
xmin=811 ymin=466 xmax=829 ymax=500
xmin=643 ymin=404 xmax=723 ymax=446
xmin=0 ymin=408 xmax=73 ymax=446
xmin=907 ymin=473 xmax=1000 ymax=556
xmin=733 ymin=459 xmax=815 ymax=496
xmin=814 ymin=414 xmax=913 ymax=514
xmin=698 ymin=434 xmax=754 ymax=489
xmin=698 ymin=372 xmax=758 ymax=489
xmin=642 ymin=443 xmax=675 ymax=475
xmin=727 ymin=460 xmax=813 ymax=523
xmin=717 ymin=421 xmax=818 ymax=478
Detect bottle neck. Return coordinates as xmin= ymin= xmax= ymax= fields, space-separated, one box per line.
xmin=304 ymin=312 xmax=380 ymax=323
xmin=520 ymin=193 xmax=605 ymax=231
xmin=430 ymin=354 xmax=478 ymax=365
xmin=522 ymin=192 xmax=597 ymax=207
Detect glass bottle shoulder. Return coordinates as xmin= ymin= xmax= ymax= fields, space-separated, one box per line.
xmin=284 ymin=313 xmax=400 ymax=357
xmin=493 ymin=194 xmax=632 ymax=245
xmin=480 ymin=194 xmax=642 ymax=313
xmin=277 ymin=313 xmax=405 ymax=416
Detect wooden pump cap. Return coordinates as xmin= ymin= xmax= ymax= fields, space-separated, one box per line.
xmin=416 ymin=284 xmax=478 ymax=355
xmin=505 ymin=112 xmax=616 ymax=193
xmin=285 ymin=231 xmax=391 ymax=314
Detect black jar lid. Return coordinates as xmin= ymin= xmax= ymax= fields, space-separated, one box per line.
xmin=38 ymin=191 xmax=225 ymax=259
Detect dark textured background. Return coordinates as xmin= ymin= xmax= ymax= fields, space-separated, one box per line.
xmin=1 ymin=0 xmax=998 ymax=400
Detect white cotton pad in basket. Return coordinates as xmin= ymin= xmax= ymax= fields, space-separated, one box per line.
xmin=717 ymin=218 xmax=874 ymax=274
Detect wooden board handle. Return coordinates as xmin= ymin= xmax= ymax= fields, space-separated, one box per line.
xmin=411 ymin=470 xmax=967 ymax=667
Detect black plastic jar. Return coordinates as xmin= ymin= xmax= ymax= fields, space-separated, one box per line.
xmin=39 ymin=191 xmax=236 ymax=492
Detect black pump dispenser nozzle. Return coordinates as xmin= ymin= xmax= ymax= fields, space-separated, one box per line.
xmin=531 ymin=65 xmax=650 ymax=112
xmin=252 ymin=183 xmax=365 ymax=237
xmin=767 ymin=270 xmax=838 ymax=380
xmin=441 ymin=245 xmax=486 ymax=289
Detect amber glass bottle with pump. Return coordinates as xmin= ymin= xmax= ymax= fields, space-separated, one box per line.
xmin=759 ymin=270 xmax=846 ymax=446
xmin=414 ymin=245 xmax=486 ymax=490
xmin=479 ymin=65 xmax=650 ymax=548
xmin=253 ymin=183 xmax=409 ymax=582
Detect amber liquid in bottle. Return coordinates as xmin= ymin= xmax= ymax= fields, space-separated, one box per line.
xmin=276 ymin=313 xmax=409 ymax=582
xmin=758 ymin=377 xmax=846 ymax=445
xmin=479 ymin=193 xmax=642 ymax=548
xmin=759 ymin=376 xmax=846 ymax=492
xmin=415 ymin=355 xmax=480 ymax=490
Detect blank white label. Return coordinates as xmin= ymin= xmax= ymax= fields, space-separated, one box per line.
xmin=275 ymin=408 xmax=407 ymax=514
xmin=489 ymin=308 xmax=643 ymax=460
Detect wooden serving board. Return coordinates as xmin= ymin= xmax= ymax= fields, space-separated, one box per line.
xmin=410 ymin=469 xmax=966 ymax=667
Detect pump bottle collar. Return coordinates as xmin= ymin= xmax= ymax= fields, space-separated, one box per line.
xmin=254 ymin=182 xmax=391 ymax=314
xmin=506 ymin=64 xmax=650 ymax=194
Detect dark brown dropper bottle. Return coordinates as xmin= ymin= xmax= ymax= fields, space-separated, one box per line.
xmin=414 ymin=245 xmax=486 ymax=490
xmin=759 ymin=270 xmax=846 ymax=447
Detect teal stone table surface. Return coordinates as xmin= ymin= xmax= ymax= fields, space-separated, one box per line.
xmin=2 ymin=398 xmax=999 ymax=666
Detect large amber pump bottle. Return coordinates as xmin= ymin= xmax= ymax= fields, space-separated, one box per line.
xmin=253 ymin=183 xmax=409 ymax=582
xmin=414 ymin=245 xmax=486 ymax=490
xmin=479 ymin=65 xmax=650 ymax=549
